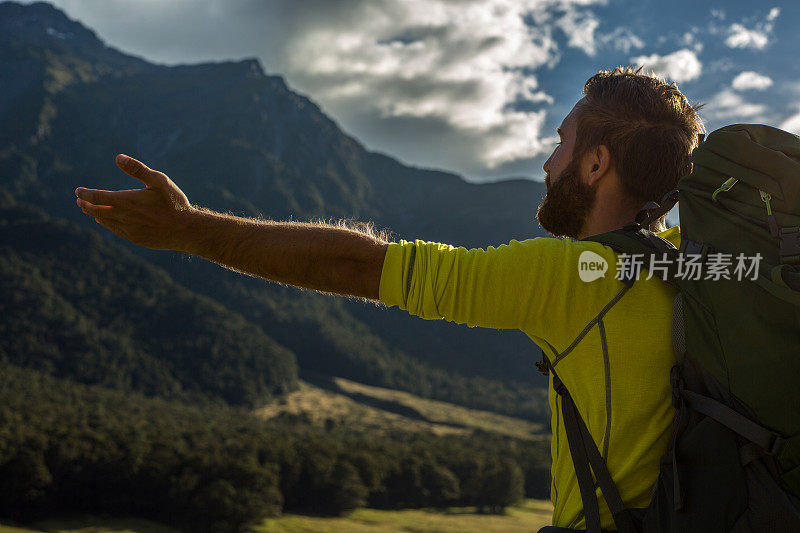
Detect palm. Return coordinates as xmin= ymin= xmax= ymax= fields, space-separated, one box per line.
xmin=75 ymin=154 xmax=194 ymax=251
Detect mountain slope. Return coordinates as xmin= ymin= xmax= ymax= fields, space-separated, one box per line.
xmin=0 ymin=2 xmax=552 ymax=418
xmin=0 ymin=197 xmax=297 ymax=405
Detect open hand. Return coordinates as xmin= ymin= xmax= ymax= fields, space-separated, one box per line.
xmin=75 ymin=154 xmax=195 ymax=251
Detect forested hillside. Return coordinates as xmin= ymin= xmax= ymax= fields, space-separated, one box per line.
xmin=0 ymin=1 xmax=551 ymax=418
xmin=0 ymin=196 xmax=297 ymax=405
xmin=0 ymin=3 xmax=554 ymax=530
xmin=0 ymin=363 xmax=550 ymax=532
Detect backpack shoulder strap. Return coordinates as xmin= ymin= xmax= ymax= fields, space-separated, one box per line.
xmin=580 ymin=192 xmax=680 ymax=270
xmin=581 ymin=227 xmax=680 ymax=286
xmin=582 ymin=228 xmax=672 ymax=254
xmin=547 ymin=360 xmax=642 ymax=533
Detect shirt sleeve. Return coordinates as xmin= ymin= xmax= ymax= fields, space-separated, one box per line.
xmin=379 ymin=237 xmax=622 ymax=336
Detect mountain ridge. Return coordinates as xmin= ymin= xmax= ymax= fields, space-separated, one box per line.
xmin=1 ymin=1 xmax=551 ymax=419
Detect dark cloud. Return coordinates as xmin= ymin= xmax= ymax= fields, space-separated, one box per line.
xmin=18 ymin=0 xmax=798 ymax=181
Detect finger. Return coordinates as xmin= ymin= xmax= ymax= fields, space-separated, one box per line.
xmin=77 ymin=198 xmax=119 ymax=219
xmin=94 ymin=216 xmax=129 ymax=240
xmin=115 ymin=154 xmax=167 ymax=188
xmin=75 ymin=187 xmax=143 ymax=206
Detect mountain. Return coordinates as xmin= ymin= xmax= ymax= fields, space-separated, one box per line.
xmin=0 ymin=196 xmax=297 ymax=406
xmin=0 ymin=2 xmax=551 ymax=419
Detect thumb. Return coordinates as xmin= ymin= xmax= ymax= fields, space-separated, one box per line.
xmin=115 ymin=154 xmax=166 ymax=188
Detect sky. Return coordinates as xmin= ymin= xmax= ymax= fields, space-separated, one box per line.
xmin=12 ymin=0 xmax=800 ymax=183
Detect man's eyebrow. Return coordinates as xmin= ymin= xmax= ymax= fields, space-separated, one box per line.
xmin=556 ymin=127 xmax=563 ymax=136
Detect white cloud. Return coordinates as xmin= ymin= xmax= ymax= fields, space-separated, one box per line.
xmin=25 ymin=0 xmax=609 ymax=179
xmin=680 ymin=30 xmax=704 ymax=53
xmin=725 ymin=23 xmax=769 ymax=49
xmin=767 ymin=7 xmax=781 ymax=21
xmin=778 ymin=102 xmax=800 ymax=135
xmin=629 ymin=49 xmax=702 ymax=83
xmin=279 ymin=0 xmax=607 ymax=172
xmin=656 ymin=27 xmax=703 ymax=54
xmin=555 ymin=9 xmax=600 ymax=56
xmin=732 ymin=71 xmax=773 ymax=91
xmin=780 ymin=111 xmax=800 ymax=135
xmin=780 ymin=116 xmax=800 ymax=134
xmin=724 ymin=8 xmax=780 ymax=50
xmin=600 ymin=27 xmax=644 ymax=54
xmin=704 ymin=89 xmax=768 ymax=122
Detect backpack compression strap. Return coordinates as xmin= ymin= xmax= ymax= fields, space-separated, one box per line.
xmin=546 ymin=357 xmax=641 ymax=533
xmin=681 ymin=390 xmax=786 ymax=457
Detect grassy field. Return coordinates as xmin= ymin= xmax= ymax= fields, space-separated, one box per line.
xmin=0 ymin=500 xmax=553 ymax=533
xmin=0 ymin=516 xmax=178 ymax=532
xmin=254 ymin=499 xmax=553 ymax=532
xmin=256 ymin=377 xmax=547 ymax=440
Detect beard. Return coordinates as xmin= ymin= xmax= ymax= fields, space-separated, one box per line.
xmin=536 ymin=158 xmax=598 ymax=240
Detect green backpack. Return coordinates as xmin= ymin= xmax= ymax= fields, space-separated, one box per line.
xmin=544 ymin=124 xmax=800 ymax=532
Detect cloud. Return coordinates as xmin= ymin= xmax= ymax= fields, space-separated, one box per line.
xmin=14 ymin=0 xmax=610 ymax=179
xmin=732 ymin=71 xmax=773 ymax=91
xmin=680 ymin=31 xmax=704 ymax=53
xmin=704 ymin=89 xmax=767 ymax=122
xmin=555 ymin=8 xmax=600 ymax=56
xmin=629 ymin=49 xmax=702 ymax=83
xmin=725 ymin=23 xmax=769 ymax=49
xmin=767 ymin=7 xmax=781 ymax=21
xmin=599 ymin=27 xmax=644 ymax=54
xmin=780 ymin=105 xmax=800 ymax=135
xmin=277 ymin=0 xmax=608 ymax=173
xmin=724 ymin=8 xmax=780 ymax=50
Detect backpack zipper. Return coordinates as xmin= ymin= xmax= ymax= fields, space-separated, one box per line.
xmin=759 ymin=189 xmax=780 ymax=237
xmin=711 ymin=177 xmax=738 ymax=204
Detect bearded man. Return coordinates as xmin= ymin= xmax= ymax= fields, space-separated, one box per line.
xmin=75 ymin=66 xmax=704 ymax=531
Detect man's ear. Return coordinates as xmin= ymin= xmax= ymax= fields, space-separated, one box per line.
xmin=585 ymin=145 xmax=612 ymax=186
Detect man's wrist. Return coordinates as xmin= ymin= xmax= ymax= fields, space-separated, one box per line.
xmin=174 ymin=206 xmax=210 ymax=254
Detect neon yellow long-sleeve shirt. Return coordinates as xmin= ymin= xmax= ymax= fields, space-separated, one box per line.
xmin=378 ymin=227 xmax=681 ymax=529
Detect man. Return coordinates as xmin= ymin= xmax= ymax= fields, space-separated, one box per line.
xmin=75 ymin=67 xmax=703 ymax=530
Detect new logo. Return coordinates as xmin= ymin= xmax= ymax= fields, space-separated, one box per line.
xmin=578 ymin=251 xmax=608 ymax=282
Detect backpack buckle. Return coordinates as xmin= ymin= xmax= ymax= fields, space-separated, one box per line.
xmin=681 ymin=240 xmax=712 ymax=262
xmin=534 ymin=349 xmax=550 ymax=376
xmin=766 ymin=433 xmax=786 ymax=456
xmin=634 ymin=200 xmax=662 ymax=226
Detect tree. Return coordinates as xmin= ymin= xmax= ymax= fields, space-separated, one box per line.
xmin=323 ymin=461 xmax=368 ymax=515
xmin=481 ymin=457 xmax=525 ymax=514
xmin=422 ymin=461 xmax=460 ymax=508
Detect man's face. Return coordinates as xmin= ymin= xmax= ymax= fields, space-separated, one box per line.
xmin=536 ymin=101 xmax=598 ymax=240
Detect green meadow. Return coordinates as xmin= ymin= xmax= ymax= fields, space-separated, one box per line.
xmin=254 ymin=499 xmax=553 ymax=532
xmin=0 ymin=499 xmax=553 ymax=533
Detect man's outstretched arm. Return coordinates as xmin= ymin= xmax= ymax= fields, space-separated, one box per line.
xmin=75 ymin=154 xmax=388 ymax=300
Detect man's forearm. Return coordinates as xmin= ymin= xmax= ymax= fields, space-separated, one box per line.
xmin=75 ymin=156 xmax=387 ymax=298
xmin=179 ymin=208 xmax=389 ymax=300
